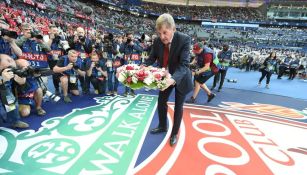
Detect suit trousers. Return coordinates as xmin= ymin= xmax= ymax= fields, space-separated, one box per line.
xmin=158 ymin=85 xmax=186 ymax=136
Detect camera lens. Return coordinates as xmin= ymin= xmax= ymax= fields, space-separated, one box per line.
xmin=1 ymin=29 xmax=18 ymax=39
xmin=79 ymin=36 xmax=85 ymax=42
xmin=54 ymin=35 xmax=61 ymax=43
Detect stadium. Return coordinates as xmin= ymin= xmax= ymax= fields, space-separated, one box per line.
xmin=0 ymin=0 xmax=306 ymax=174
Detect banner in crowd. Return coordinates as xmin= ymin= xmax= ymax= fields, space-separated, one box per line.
xmin=36 ymin=2 xmax=46 ymax=10
xmin=23 ymin=0 xmax=34 ymax=6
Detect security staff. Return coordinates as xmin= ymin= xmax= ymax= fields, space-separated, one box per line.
xmin=211 ymin=44 xmax=232 ymax=92
xmin=289 ymin=56 xmax=300 ymax=80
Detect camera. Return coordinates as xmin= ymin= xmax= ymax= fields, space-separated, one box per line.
xmin=105 ymin=33 xmax=113 ymax=41
xmin=72 ymin=63 xmax=79 ymax=70
xmin=78 ymin=35 xmax=85 ymax=43
xmin=0 ymin=29 xmax=18 ymax=39
xmin=31 ymin=31 xmax=43 ymax=40
xmin=45 ymin=90 xmax=61 ymax=102
xmin=126 ymin=38 xmax=132 ymax=44
xmin=8 ymin=66 xmax=29 ymax=77
xmin=59 ymin=40 xmax=70 ymax=51
xmin=104 ymin=40 xmax=114 ymax=53
xmin=8 ymin=66 xmax=52 ymax=77
xmin=95 ymin=62 xmax=100 ymax=68
xmin=53 ymin=35 xmax=61 ymax=44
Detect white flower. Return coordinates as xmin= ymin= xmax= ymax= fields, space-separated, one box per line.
xmin=132 ymin=75 xmax=138 ymax=84
xmin=144 ymin=74 xmax=154 ymax=85
xmin=118 ymin=72 xmax=126 ymax=83
xmin=157 ymin=80 xmax=167 ymax=89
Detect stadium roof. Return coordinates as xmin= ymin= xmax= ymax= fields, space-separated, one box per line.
xmin=142 ymin=0 xmax=267 ymax=7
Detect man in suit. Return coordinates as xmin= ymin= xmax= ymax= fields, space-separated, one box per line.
xmin=144 ymin=13 xmax=193 ymax=146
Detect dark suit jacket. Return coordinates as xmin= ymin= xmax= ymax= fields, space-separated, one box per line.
xmin=145 ymin=31 xmax=193 ymax=95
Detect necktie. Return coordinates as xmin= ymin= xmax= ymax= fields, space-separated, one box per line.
xmin=163 ymin=43 xmax=170 ymax=68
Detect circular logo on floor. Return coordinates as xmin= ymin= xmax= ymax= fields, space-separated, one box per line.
xmin=135 ymin=102 xmax=307 ymax=175
xmin=0 ymin=95 xmax=158 ymax=175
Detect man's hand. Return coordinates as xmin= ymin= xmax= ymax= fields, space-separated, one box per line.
xmin=129 ymin=41 xmax=134 ymax=46
xmin=14 ymin=74 xmax=26 ymax=84
xmin=49 ymin=33 xmax=55 ymax=40
xmin=73 ymin=35 xmax=79 ymax=43
xmin=2 ymin=35 xmax=14 ymax=43
xmin=66 ymin=63 xmax=74 ymax=70
xmin=96 ymin=66 xmax=102 ymax=72
xmin=2 ymin=68 xmax=14 ymax=82
xmin=160 ymin=78 xmax=175 ymax=91
xmin=90 ymin=62 xmax=95 ymax=68
xmin=123 ymin=37 xmax=127 ymax=43
xmin=36 ymin=38 xmax=45 ymax=44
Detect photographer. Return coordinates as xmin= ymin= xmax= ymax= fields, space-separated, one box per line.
xmin=0 ymin=54 xmax=28 ymax=129
xmin=53 ymin=49 xmax=85 ymax=103
xmin=119 ymin=32 xmax=143 ymax=97
xmin=0 ymin=25 xmax=22 ymax=58
xmin=47 ymin=25 xmax=66 ymax=95
xmin=68 ymin=27 xmax=93 ymax=94
xmin=68 ymin=27 xmax=93 ymax=54
xmin=86 ymin=52 xmax=107 ymax=94
xmin=103 ymin=33 xmax=118 ymax=95
xmin=15 ymin=59 xmax=46 ymax=117
xmin=93 ymin=35 xmax=103 ymax=54
xmin=16 ymin=23 xmax=51 ymax=68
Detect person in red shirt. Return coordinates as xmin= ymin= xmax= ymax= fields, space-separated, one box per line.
xmin=186 ymin=42 xmax=217 ymax=104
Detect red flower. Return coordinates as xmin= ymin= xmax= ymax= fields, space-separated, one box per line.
xmin=126 ymin=76 xmax=132 ymax=84
xmin=126 ymin=65 xmax=134 ymax=70
xmin=136 ymin=70 xmax=147 ymax=81
xmin=154 ymin=73 xmax=162 ymax=81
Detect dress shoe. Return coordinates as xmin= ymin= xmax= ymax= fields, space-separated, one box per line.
xmin=185 ymin=96 xmax=196 ymax=104
xmin=150 ymin=127 xmax=167 ymax=134
xmin=170 ymin=135 xmax=177 ymax=146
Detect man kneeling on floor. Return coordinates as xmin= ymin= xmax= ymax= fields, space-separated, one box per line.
xmin=15 ymin=59 xmax=46 ymax=117
xmin=186 ymin=42 xmax=218 ymax=104
xmin=0 ymin=54 xmax=29 ymax=129
xmin=53 ymin=49 xmax=85 ymax=103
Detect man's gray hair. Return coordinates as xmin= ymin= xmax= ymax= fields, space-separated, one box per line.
xmin=156 ymin=13 xmax=176 ymax=30
xmin=21 ymin=23 xmax=31 ymax=29
xmin=68 ymin=49 xmax=78 ymax=56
